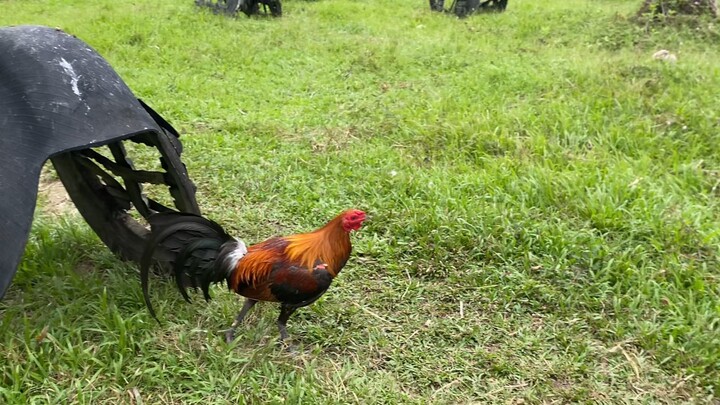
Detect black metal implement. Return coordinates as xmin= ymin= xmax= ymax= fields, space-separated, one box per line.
xmin=0 ymin=25 xmax=200 ymax=299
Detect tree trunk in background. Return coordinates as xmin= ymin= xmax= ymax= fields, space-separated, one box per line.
xmin=638 ymin=0 xmax=718 ymax=17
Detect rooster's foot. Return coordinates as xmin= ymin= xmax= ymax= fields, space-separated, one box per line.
xmin=225 ymin=329 xmax=237 ymax=343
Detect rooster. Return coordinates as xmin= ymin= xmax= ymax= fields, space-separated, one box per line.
xmin=140 ymin=209 xmax=366 ymax=343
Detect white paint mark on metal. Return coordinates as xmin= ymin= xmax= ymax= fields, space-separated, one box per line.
xmin=58 ymin=57 xmax=82 ymax=97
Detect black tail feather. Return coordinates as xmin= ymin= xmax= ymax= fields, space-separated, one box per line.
xmin=140 ymin=212 xmax=233 ymax=322
xmin=173 ymin=238 xmax=226 ymax=303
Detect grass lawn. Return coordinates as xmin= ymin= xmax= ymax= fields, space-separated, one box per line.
xmin=1 ymin=0 xmax=720 ymax=402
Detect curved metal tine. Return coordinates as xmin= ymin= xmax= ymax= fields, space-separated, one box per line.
xmin=73 ymin=152 xmax=132 ymax=210
xmin=107 ymin=142 xmax=153 ymax=218
xmin=79 ymin=149 xmax=166 ymax=184
xmin=155 ymin=130 xmax=201 ymax=215
xmin=147 ymin=197 xmax=176 ymax=213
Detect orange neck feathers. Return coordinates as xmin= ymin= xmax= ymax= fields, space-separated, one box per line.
xmin=284 ymin=213 xmax=352 ymax=277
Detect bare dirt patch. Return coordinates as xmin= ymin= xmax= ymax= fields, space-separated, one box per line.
xmin=37 ymin=165 xmax=78 ymax=217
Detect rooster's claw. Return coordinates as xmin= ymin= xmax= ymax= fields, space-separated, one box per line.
xmin=279 ymin=340 xmax=298 ymax=353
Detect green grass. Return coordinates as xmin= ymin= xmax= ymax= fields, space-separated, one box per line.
xmin=2 ymin=0 xmax=720 ymax=402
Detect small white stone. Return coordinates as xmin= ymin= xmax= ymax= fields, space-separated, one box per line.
xmin=652 ymin=49 xmax=677 ymax=63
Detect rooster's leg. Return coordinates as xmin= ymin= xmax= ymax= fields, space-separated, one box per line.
xmin=225 ymin=298 xmax=258 ymax=343
xmin=277 ymin=304 xmax=298 ymax=342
